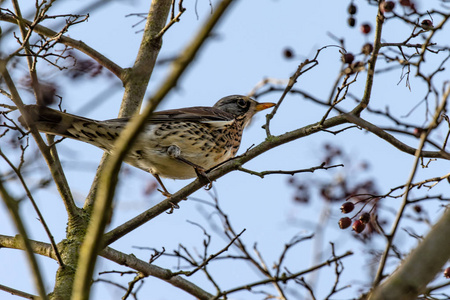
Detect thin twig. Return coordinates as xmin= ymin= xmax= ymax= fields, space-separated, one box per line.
xmin=0 ymin=148 xmax=64 ymax=266
xmin=0 ymin=179 xmax=48 ymax=300
xmin=238 ymin=163 xmax=344 ymax=178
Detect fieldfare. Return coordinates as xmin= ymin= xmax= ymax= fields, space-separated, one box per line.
xmin=19 ymin=95 xmax=275 ymax=195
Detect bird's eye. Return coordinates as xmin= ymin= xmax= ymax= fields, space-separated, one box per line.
xmin=237 ymin=98 xmax=247 ymax=108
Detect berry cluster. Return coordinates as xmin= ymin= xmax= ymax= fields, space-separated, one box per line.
xmin=338 ymin=201 xmax=372 ymax=234
xmin=346 ymin=2 xmax=373 ymax=35
xmin=347 ymin=3 xmax=357 ymax=27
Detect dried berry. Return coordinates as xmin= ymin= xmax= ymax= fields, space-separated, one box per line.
xmin=348 ymin=17 xmax=356 ymax=27
xmin=399 ymin=0 xmax=412 ymax=7
xmin=359 ymin=212 xmax=371 ymax=224
xmin=380 ymin=1 xmax=395 ymax=13
xmin=283 ymin=48 xmax=294 ymax=59
xmin=362 ymin=43 xmax=373 ymax=55
xmin=341 ymin=202 xmax=355 ymax=214
xmin=360 ymin=23 xmax=372 ymax=34
xmin=421 ymin=19 xmax=434 ymax=30
xmin=352 ymin=220 xmax=366 ymax=233
xmin=342 ymin=53 xmax=355 ymax=64
xmin=413 ymin=128 xmax=423 ymax=137
xmin=294 ymin=196 xmax=308 ymax=203
xmin=339 ymin=217 xmax=352 ymax=229
xmin=348 ymin=3 xmax=357 ymax=15
xmin=413 ymin=205 xmax=422 ymax=213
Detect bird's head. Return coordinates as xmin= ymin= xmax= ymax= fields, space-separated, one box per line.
xmin=213 ymin=95 xmax=275 ymax=127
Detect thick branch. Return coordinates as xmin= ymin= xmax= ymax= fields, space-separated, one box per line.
xmin=119 ymin=0 xmax=173 ymax=117
xmin=369 ymin=82 xmax=450 ymax=300
xmin=72 ymin=1 xmax=191 ymax=299
xmin=0 ymin=234 xmax=56 ymax=259
xmin=368 ymin=208 xmax=450 ymax=300
xmin=0 ymin=235 xmax=213 ymax=300
xmin=0 ymin=283 xmax=40 ymax=300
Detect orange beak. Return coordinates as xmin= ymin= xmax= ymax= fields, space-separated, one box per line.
xmin=255 ymin=102 xmax=276 ymax=112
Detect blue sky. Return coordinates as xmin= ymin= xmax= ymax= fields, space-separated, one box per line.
xmin=1 ymin=0 xmax=449 ymax=299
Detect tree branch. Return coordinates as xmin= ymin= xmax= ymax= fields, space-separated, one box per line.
xmin=71 ymin=1 xmax=173 ymax=299
xmin=0 ymin=148 xmax=64 ymax=266
xmin=352 ymin=7 xmax=384 ymax=114
xmin=0 ymin=234 xmax=213 ymax=300
xmin=0 ymin=181 xmax=48 ymax=300
xmin=343 ymin=113 xmax=450 ymax=159
xmin=369 ymin=82 xmax=450 ymax=300
xmin=238 ymin=163 xmax=344 ymax=178
xmin=103 ymin=113 xmax=348 ymax=246
xmin=0 ymin=11 xmax=124 ymax=78
xmin=101 ymin=247 xmax=214 ymax=300
xmin=0 ymin=62 xmax=80 ymax=221
xmin=0 ymin=283 xmax=40 ymax=300
xmin=213 ymin=251 xmax=353 ymax=299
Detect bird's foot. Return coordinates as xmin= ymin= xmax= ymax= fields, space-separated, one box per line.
xmin=157 ymin=188 xmax=173 ymax=198
xmin=167 ymin=145 xmax=213 ymax=190
xmin=166 ymin=201 xmax=180 ymax=214
xmin=194 ymin=166 xmax=213 ymax=190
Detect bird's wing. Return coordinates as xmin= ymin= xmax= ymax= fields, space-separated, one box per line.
xmin=105 ymin=106 xmax=235 ymax=125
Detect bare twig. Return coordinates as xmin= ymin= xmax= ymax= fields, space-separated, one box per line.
xmin=238 ymin=163 xmax=344 ymax=178
xmin=0 ymin=180 xmax=48 ymax=300
xmin=0 ymin=148 xmax=64 ymax=266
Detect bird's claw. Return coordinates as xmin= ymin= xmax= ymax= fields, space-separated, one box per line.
xmin=195 ymin=166 xmax=213 ymax=189
xmin=166 ymin=201 xmax=180 ymax=214
xmin=157 ymin=188 xmax=173 ymax=198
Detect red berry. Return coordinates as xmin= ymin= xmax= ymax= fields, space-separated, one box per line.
xmin=341 ymin=202 xmax=355 ymax=214
xmin=359 ymin=212 xmax=371 ymax=224
xmin=339 ymin=217 xmax=352 ymax=229
xmin=360 ymin=23 xmax=371 ymax=34
xmin=348 ymin=17 xmax=356 ymax=27
xmin=362 ymin=43 xmax=373 ymax=55
xmin=352 ymin=220 xmax=366 ymax=233
xmin=348 ymin=4 xmax=357 ymax=15
xmin=342 ymin=53 xmax=355 ymax=64
xmin=380 ymin=1 xmax=395 ymax=13
xmin=445 ymin=267 xmax=450 ymax=279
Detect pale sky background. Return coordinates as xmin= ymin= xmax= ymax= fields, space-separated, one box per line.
xmin=1 ymin=0 xmax=450 ymax=299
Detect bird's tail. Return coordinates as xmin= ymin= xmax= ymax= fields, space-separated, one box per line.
xmin=18 ymin=105 xmax=123 ymax=150
xmin=19 ymin=105 xmax=93 ymax=139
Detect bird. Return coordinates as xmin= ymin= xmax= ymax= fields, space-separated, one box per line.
xmin=19 ymin=95 xmax=275 ymax=196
